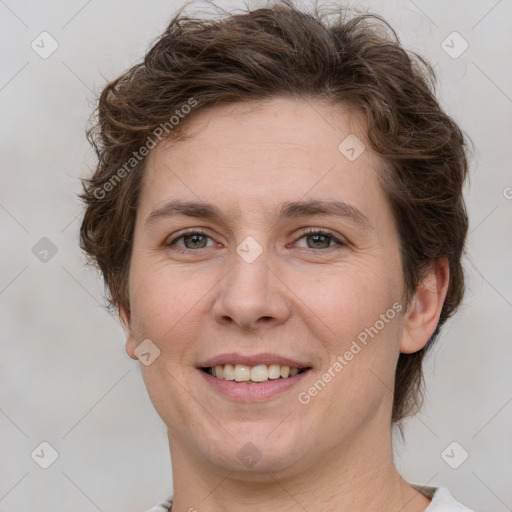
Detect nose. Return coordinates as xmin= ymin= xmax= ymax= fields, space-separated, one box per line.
xmin=212 ymin=245 xmax=291 ymax=331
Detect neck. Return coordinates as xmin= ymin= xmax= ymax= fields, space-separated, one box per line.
xmin=167 ymin=420 xmax=430 ymax=512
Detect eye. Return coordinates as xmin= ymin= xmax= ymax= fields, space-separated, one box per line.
xmin=165 ymin=228 xmax=346 ymax=253
xmin=166 ymin=229 xmax=218 ymax=251
xmin=293 ymin=229 xmax=346 ymax=250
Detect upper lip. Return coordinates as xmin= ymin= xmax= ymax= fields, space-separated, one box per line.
xmin=198 ymin=352 xmax=311 ymax=369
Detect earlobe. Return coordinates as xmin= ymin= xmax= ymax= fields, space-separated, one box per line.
xmin=400 ymin=258 xmax=450 ymax=354
xmin=119 ymin=302 xmax=138 ymax=360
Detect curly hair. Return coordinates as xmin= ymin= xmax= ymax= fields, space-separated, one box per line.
xmin=79 ymin=0 xmax=470 ymax=424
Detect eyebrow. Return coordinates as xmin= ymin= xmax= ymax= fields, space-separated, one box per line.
xmin=145 ymin=199 xmax=371 ymax=229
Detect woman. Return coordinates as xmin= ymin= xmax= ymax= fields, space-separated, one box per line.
xmin=79 ymin=1 xmax=473 ymax=510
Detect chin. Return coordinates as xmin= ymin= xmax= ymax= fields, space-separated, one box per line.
xmin=198 ymin=424 xmax=311 ymax=474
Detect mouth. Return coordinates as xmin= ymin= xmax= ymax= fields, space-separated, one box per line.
xmin=197 ymin=356 xmax=313 ymax=401
xmin=200 ymin=364 xmax=311 ymax=383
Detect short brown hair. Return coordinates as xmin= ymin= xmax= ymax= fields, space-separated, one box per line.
xmin=79 ymin=0 xmax=470 ymax=424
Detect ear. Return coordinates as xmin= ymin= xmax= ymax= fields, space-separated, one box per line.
xmin=119 ymin=302 xmax=138 ymax=360
xmin=400 ymin=258 xmax=450 ymax=354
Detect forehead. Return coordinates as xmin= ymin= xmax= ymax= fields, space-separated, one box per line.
xmin=138 ymin=96 xmax=391 ymax=229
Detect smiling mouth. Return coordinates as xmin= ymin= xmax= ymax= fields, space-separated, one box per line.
xmin=201 ymin=364 xmax=311 ymax=383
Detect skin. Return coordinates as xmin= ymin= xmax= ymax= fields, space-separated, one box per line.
xmin=119 ymin=96 xmax=449 ymax=512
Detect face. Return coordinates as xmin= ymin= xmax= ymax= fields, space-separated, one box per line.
xmin=121 ymin=96 xmax=409 ymax=475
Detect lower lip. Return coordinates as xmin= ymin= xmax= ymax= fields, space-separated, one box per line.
xmin=198 ymin=369 xmax=311 ymax=401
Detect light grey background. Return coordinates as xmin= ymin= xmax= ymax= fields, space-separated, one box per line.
xmin=1 ymin=1 xmax=511 ymax=511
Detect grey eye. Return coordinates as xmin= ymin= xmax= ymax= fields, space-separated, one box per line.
xmin=182 ymin=234 xmax=209 ymax=249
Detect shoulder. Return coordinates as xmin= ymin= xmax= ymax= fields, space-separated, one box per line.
xmin=413 ymin=485 xmax=474 ymax=512
xmin=144 ymin=495 xmax=173 ymax=512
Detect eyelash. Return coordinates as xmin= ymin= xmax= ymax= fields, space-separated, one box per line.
xmin=165 ymin=228 xmax=346 ymax=253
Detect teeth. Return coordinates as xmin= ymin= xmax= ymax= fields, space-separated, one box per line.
xmin=223 ymin=364 xmax=235 ymax=380
xmin=250 ymin=364 xmax=268 ymax=382
xmin=280 ymin=366 xmax=290 ymax=378
xmin=268 ymin=364 xmax=281 ymax=379
xmin=234 ymin=364 xmax=251 ymax=382
xmin=205 ymin=364 xmax=306 ymax=382
xmin=215 ymin=365 xmax=224 ymax=379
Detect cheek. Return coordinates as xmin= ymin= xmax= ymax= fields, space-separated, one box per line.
xmin=291 ymin=260 xmax=399 ymax=340
xmin=128 ymin=264 xmax=208 ymax=428
xmin=129 ymin=258 xmax=208 ymax=338
xmin=291 ymin=259 xmax=403 ymax=395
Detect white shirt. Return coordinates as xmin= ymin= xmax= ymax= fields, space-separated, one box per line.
xmin=414 ymin=485 xmax=474 ymax=511
xmin=146 ymin=486 xmax=474 ymax=511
